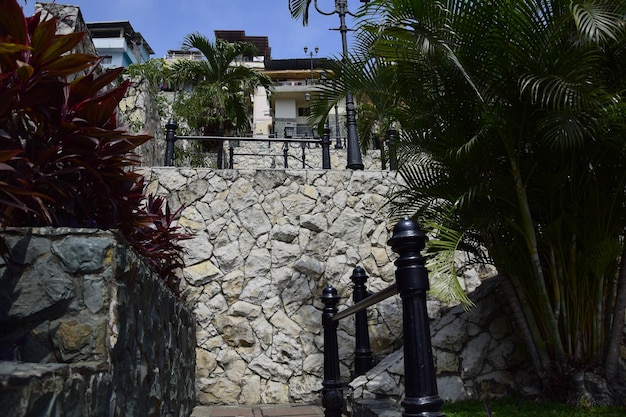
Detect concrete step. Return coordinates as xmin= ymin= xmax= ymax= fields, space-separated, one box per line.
xmin=191 ymin=404 xmax=323 ymax=417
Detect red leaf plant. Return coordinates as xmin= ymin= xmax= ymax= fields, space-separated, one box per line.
xmin=0 ymin=0 xmax=191 ymax=293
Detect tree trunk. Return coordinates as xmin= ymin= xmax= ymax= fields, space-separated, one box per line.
xmin=510 ymin=158 xmax=566 ymax=362
xmin=604 ymin=247 xmax=626 ymax=386
xmin=499 ymin=273 xmax=549 ymax=377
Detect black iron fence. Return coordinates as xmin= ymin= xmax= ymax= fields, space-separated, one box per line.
xmin=164 ymin=121 xmax=332 ymax=169
xmin=322 ymin=217 xmax=445 ymax=417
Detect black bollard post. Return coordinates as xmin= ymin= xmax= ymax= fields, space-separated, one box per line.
xmin=322 ymin=122 xmax=331 ymax=169
xmin=217 ymin=145 xmax=223 ymax=169
xmin=334 ymin=104 xmax=343 ymax=149
xmin=164 ymin=120 xmax=177 ymax=166
xmin=388 ymin=216 xmax=445 ymax=417
xmin=321 ymin=285 xmax=343 ymax=417
xmin=345 ymin=93 xmax=364 ymax=170
xmin=380 ymin=137 xmax=387 ymax=170
xmin=387 ymin=128 xmax=398 ymax=171
xmin=351 ymin=266 xmax=373 ymax=376
xmin=283 ymin=143 xmax=289 ymax=168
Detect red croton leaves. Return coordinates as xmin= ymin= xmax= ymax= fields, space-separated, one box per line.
xmin=0 ymin=0 xmax=190 ymax=293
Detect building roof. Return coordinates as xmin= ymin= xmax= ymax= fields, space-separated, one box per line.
xmin=87 ymin=21 xmax=155 ymax=54
xmin=264 ymin=58 xmax=334 ymax=71
xmin=214 ymin=30 xmax=271 ymax=61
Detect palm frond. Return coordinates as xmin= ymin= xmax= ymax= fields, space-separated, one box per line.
xmin=288 ymin=0 xmax=312 ymax=25
xmin=570 ymin=1 xmax=625 ymax=43
xmin=423 ymin=220 xmax=475 ymax=309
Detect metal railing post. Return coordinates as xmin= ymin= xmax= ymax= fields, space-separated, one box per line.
xmin=334 ymin=105 xmax=343 ymax=149
xmin=387 ymin=128 xmax=398 ymax=171
xmin=388 ymin=216 xmax=445 ymax=417
xmin=283 ymin=143 xmax=289 ymax=168
xmin=322 ymin=285 xmax=343 ymax=417
xmin=351 ymin=267 xmax=373 ymax=376
xmin=322 ymin=123 xmax=331 ymax=169
xmin=380 ymin=137 xmax=387 ymax=170
xmin=164 ymin=120 xmax=177 ymax=166
xmin=229 ymin=145 xmax=234 ymax=169
xmin=217 ymin=145 xmax=223 ymax=169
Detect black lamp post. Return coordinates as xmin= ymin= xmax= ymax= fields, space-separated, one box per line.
xmin=311 ymin=0 xmax=365 ymax=170
xmin=304 ymin=46 xmax=318 ymax=139
xmin=304 ymin=45 xmax=318 ymax=86
xmin=334 ymin=104 xmax=342 ymax=149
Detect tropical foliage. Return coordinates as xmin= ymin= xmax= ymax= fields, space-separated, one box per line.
xmin=290 ymin=0 xmax=399 ymax=155
xmin=125 ymin=57 xmax=172 ymax=120
xmin=169 ymin=33 xmax=272 ymax=137
xmin=308 ymin=56 xmax=402 ymax=155
xmin=0 ymin=0 xmax=190 ymax=292
xmin=292 ymin=0 xmax=626 ymax=404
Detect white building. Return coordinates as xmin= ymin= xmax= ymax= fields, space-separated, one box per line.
xmin=163 ymin=30 xmax=346 ymax=143
xmin=264 ymin=58 xmax=346 ymax=143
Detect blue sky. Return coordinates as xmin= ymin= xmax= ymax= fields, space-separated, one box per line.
xmin=24 ymin=0 xmax=364 ymax=60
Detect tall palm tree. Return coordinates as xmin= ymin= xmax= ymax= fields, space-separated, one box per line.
xmin=170 ymin=33 xmax=272 ymax=137
xmin=321 ymin=0 xmax=626 ymax=403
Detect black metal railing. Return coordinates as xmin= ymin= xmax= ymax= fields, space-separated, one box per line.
xmin=322 ymin=217 xmax=445 ymax=417
xmin=164 ymin=121 xmax=332 ymax=169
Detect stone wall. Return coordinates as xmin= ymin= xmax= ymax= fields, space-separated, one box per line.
xmin=348 ymin=276 xmax=537 ymax=409
xmin=36 ymin=3 xmax=98 ymax=56
xmin=0 ymin=228 xmax=196 ymax=417
xmin=141 ymin=168 xmax=406 ymax=404
xmin=120 ymin=76 xmax=166 ymax=167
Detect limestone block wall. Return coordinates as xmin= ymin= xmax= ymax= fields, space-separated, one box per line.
xmin=141 ymin=168 xmax=406 ymax=405
xmin=0 ymin=228 xmax=196 ymax=417
xmin=35 ymin=3 xmax=98 ymax=56
xmin=348 ymin=277 xmax=537 ymax=407
xmin=119 ymin=76 xmax=166 ymax=167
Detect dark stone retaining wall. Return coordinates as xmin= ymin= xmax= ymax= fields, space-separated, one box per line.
xmin=0 ymin=228 xmax=196 ymax=417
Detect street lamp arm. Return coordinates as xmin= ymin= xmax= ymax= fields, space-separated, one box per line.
xmin=313 ymin=0 xmax=337 ymax=16
xmin=315 ymin=0 xmax=363 ymax=17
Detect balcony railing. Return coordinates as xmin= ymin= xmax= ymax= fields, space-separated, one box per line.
xmin=164 ymin=121 xmax=332 ymax=169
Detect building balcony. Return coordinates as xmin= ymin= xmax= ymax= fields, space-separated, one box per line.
xmin=271 ymin=82 xmax=320 ymax=95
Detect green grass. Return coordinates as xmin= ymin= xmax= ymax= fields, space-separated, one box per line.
xmin=442 ymin=398 xmax=626 ymax=417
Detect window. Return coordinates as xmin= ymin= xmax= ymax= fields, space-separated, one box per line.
xmin=298 ymin=107 xmax=310 ymax=117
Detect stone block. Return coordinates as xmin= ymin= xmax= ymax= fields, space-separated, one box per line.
xmin=437 ymin=375 xmax=468 ymax=402
xmin=52 ymin=236 xmax=112 ymax=273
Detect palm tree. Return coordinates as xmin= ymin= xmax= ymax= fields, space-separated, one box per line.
xmin=170 ymin=33 xmax=272 ymax=137
xmin=308 ymin=54 xmax=402 ymax=154
xmin=290 ymin=1 xmax=400 ymax=155
xmin=320 ymin=0 xmax=626 ymax=403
